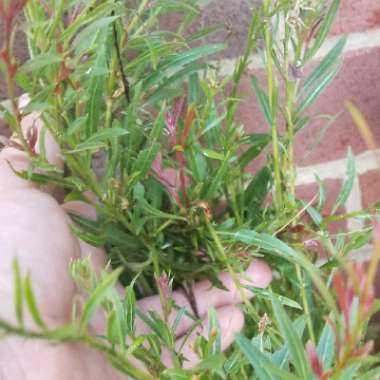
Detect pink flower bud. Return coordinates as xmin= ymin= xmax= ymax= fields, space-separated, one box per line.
xmin=157 ymin=272 xmax=172 ymax=300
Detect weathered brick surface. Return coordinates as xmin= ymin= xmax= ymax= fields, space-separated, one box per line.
xmin=333 ymin=0 xmax=380 ymax=35
xmin=295 ymin=46 xmax=380 ymax=166
xmin=238 ymin=46 xmax=380 ymax=167
xmin=360 ymin=170 xmax=380 ymax=208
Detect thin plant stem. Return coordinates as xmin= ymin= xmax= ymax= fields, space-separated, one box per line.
xmin=0 ymin=320 xmax=157 ymax=380
xmin=263 ymin=4 xmax=283 ymax=212
xmin=295 ymin=264 xmax=316 ymax=343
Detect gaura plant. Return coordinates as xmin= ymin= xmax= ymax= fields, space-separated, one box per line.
xmin=1 ymin=0 xmax=380 ymax=378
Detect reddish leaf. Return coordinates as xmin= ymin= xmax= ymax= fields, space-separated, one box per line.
xmin=306 ymin=341 xmax=324 ymax=378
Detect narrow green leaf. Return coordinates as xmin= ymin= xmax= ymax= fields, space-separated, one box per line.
xmin=171 ymin=307 xmax=187 ymax=336
xmin=12 ymin=259 xmax=24 ymax=325
xmin=239 ymin=134 xmax=271 ymax=170
xmin=201 ymin=157 xmax=229 ymax=200
xmin=79 ymin=268 xmax=122 ymax=332
xmin=271 ymin=296 xmax=312 ymax=379
xmin=136 ymin=310 xmax=174 ymax=346
xmin=235 ymin=334 xmax=299 ymax=380
xmin=142 ymin=44 xmax=226 ymax=90
xmin=302 ymin=35 xmax=347 ymax=96
xmin=332 ymin=148 xmax=355 ymax=213
xmin=161 ymin=368 xmax=192 ymax=380
xmin=202 ymin=148 xmax=224 ymax=161
xmin=245 ymin=166 xmax=272 ymax=214
xmin=315 ymin=175 xmax=327 ymax=211
xmin=21 ymin=53 xmax=62 ymax=71
xmin=146 ymin=63 xmax=208 ymax=105
xmin=245 ymin=287 xmax=302 ymax=310
xmin=316 ymin=320 xmax=335 ymax=370
xmin=194 ymin=353 xmax=226 ymax=374
xmin=304 ymin=0 xmax=340 ymax=61
xmin=356 ymin=366 xmax=380 ymax=380
xmin=106 ymin=310 xmax=119 ymax=345
xmin=125 ymin=283 xmax=136 ymax=334
xmin=218 ymin=230 xmax=337 ymax=314
xmin=296 ymin=62 xmax=341 ymax=116
xmin=68 ymin=128 xmax=128 ymax=153
xmin=24 ymin=274 xmax=46 ymax=329
xmin=305 ymin=204 xmax=323 ymax=226
xmin=251 ymin=76 xmax=272 ymax=126
xmin=272 ymin=317 xmax=306 ymax=369
xmin=132 ymin=142 xmax=160 ymax=180
xmin=71 ymin=16 xmax=118 ymax=50
xmin=85 ymin=32 xmax=109 ymax=137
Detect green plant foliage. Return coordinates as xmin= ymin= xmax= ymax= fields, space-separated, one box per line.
xmin=0 ymin=0 xmax=379 ymax=379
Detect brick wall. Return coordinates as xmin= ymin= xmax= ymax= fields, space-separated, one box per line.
xmin=211 ymin=0 xmax=380 ymax=242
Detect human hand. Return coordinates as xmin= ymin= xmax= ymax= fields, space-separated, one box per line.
xmin=0 ymin=109 xmax=272 ymax=379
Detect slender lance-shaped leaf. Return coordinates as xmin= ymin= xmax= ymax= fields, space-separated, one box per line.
xmin=235 ymin=334 xmax=299 ymax=380
xmin=316 ymin=320 xmax=335 ymax=370
xmin=142 ymin=44 xmax=226 ymax=90
xmin=201 ymin=156 xmax=229 ymax=200
xmin=79 ymin=268 xmax=123 ymax=333
xmin=24 ymin=274 xmax=46 ymax=329
xmin=125 ymin=283 xmax=136 ymax=334
xmin=239 ymin=134 xmax=271 ymax=170
xmin=271 ymin=296 xmax=313 ymax=379
xmin=304 ymin=0 xmax=340 ymax=61
xmin=245 ymin=166 xmax=272 ymax=213
xmin=21 ymin=53 xmax=62 ymax=72
xmin=218 ymin=230 xmax=337 ymax=313
xmin=331 ymin=148 xmax=355 ymax=214
xmin=245 ymin=286 xmax=302 ymax=310
xmin=132 ymin=142 xmax=160 ymax=180
xmin=272 ymin=317 xmax=306 ymax=369
xmin=85 ymin=29 xmax=110 ymax=137
xmin=251 ymin=76 xmax=272 ymax=126
xmin=301 ymin=35 xmax=347 ymax=97
xmin=12 ymin=259 xmax=24 ymax=325
xmin=315 ymin=175 xmax=327 ymax=211
xmin=68 ymin=128 xmax=129 ymax=153
xmin=71 ymin=15 xmax=119 ymax=50
xmin=296 ymin=62 xmax=341 ymax=117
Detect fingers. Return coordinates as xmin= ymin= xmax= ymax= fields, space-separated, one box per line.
xmin=137 ymin=260 xmax=272 ymax=337
xmin=160 ymin=305 xmax=244 ymax=369
xmin=0 ymin=97 xmax=63 ymax=192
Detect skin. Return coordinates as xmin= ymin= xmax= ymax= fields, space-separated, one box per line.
xmin=0 ymin=112 xmax=272 ymax=379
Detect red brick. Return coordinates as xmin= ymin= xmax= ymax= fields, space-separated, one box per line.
xmin=333 ymin=0 xmax=380 ymax=35
xmin=237 ymin=45 xmax=380 ymax=166
xmin=360 ymin=170 xmax=380 ymax=208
